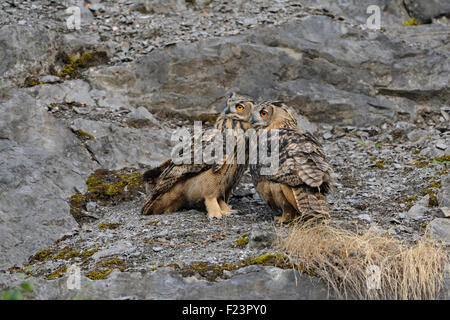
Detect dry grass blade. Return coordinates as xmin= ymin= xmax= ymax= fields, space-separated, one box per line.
xmin=279 ymin=218 xmax=447 ymax=299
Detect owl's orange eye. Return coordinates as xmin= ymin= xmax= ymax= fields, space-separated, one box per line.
xmin=235 ymin=104 xmax=245 ymax=111
xmin=260 ymin=110 xmax=268 ymax=117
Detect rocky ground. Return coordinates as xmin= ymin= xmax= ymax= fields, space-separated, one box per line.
xmin=0 ymin=0 xmax=449 ymax=299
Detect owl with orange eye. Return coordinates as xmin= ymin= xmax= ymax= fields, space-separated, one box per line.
xmin=141 ymin=93 xmax=255 ymax=220
xmin=249 ymin=101 xmax=332 ymax=223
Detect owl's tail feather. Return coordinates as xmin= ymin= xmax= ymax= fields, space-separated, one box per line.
xmin=141 ymin=197 xmax=156 ymax=215
xmin=292 ymin=186 xmax=330 ymax=220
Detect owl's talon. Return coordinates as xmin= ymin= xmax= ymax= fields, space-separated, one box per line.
xmin=220 ymin=210 xmax=235 ymax=217
xmin=218 ymin=200 xmax=237 ymax=216
xmin=208 ymin=212 xmax=223 ymax=220
xmin=274 ymin=215 xmax=292 ymax=224
xmin=205 ymin=197 xmax=224 ymax=220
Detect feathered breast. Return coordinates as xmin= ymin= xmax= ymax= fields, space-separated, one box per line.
xmin=250 ymin=128 xmax=332 ymax=193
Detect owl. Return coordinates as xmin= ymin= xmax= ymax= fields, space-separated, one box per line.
xmin=249 ymin=101 xmax=332 ymax=223
xmin=141 ymin=93 xmax=255 ymax=219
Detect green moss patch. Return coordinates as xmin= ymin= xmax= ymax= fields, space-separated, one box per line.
xmin=400 ymin=196 xmax=418 ymax=203
xmin=85 ymin=268 xmax=113 ymax=280
xmin=375 ymin=159 xmax=384 ymax=169
xmin=69 ymin=168 xmax=145 ymax=223
xmin=369 ymin=157 xmax=387 ymax=169
xmin=98 ymin=222 xmax=122 ymax=230
xmin=56 ymin=52 xmax=93 ymax=79
xmin=74 ymin=129 xmax=94 ymax=140
xmin=69 ymin=193 xmax=90 ymax=223
xmin=30 ymin=249 xmax=53 ymax=262
xmin=81 ymin=248 xmax=99 ymax=258
xmin=54 ymin=247 xmax=81 ymax=260
xmin=234 ymin=233 xmax=249 ymax=248
xmin=423 ymin=180 xmax=442 ymax=207
xmin=52 ymin=50 xmax=109 ymax=80
xmin=96 ymin=258 xmax=126 ymax=271
xmin=403 ymin=18 xmax=421 ymax=26
xmin=414 ymin=155 xmax=450 ymax=168
xmin=23 ymin=76 xmax=43 ymax=87
xmin=86 ymin=169 xmax=144 ymax=203
xmin=177 ymin=253 xmax=292 ymax=281
xmin=47 ymin=265 xmax=68 ymax=280
xmin=239 ymin=253 xmax=289 ymax=267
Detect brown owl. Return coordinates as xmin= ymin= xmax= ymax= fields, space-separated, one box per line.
xmin=141 ymin=93 xmax=255 ymax=219
xmin=249 ymin=101 xmax=332 ymax=223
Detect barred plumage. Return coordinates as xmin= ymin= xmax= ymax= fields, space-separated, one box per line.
xmin=249 ymin=101 xmax=332 ymax=223
xmin=141 ymin=93 xmax=254 ymax=219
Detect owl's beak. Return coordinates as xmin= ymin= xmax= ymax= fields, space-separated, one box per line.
xmin=224 ymin=106 xmax=231 ymax=114
xmin=249 ymin=114 xmax=255 ymax=124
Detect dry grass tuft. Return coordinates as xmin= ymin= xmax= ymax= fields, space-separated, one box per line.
xmin=279 ymin=218 xmax=447 ymax=299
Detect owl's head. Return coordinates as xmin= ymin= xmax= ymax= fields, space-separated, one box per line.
xmin=249 ymin=101 xmax=298 ymax=130
xmin=219 ymin=92 xmax=255 ymax=122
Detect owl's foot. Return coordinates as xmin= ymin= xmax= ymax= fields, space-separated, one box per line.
xmin=274 ymin=211 xmax=294 ymax=224
xmin=205 ymin=197 xmax=223 ymax=220
xmin=218 ymin=200 xmax=237 ymax=216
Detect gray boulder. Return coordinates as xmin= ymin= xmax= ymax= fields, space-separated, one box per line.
xmin=248 ymin=230 xmax=276 ymax=249
xmin=87 ymin=15 xmax=448 ymax=126
xmin=428 ymin=218 xmax=450 ymax=245
xmin=0 ymin=266 xmax=331 ymax=300
xmin=438 ymin=175 xmax=450 ymax=208
xmin=0 ymin=90 xmax=98 ymax=269
xmin=404 ymin=0 xmax=450 ymax=23
xmin=405 ymin=195 xmax=429 ymax=220
xmin=0 ymin=25 xmax=111 ymax=88
xmin=300 ymin=0 xmax=410 ymax=27
xmin=132 ymin=0 xmax=188 ymax=14
xmin=70 ymin=118 xmax=171 ymax=169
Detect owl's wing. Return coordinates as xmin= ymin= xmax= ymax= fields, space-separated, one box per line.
xmin=257 ymin=129 xmax=332 ymax=191
xmin=148 ymin=126 xmax=229 ymax=200
xmin=143 ymin=158 xmax=172 ymax=183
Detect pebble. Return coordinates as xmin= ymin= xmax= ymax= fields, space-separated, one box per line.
xmin=129 ymin=106 xmax=153 ymax=121
xmin=73 ymin=106 xmax=89 ymax=115
xmin=428 ymin=218 xmax=450 ymax=245
xmin=89 ymin=4 xmax=105 ymax=12
xmin=248 ymin=229 xmax=276 ymax=249
xmin=440 ymin=207 xmax=450 ymax=218
xmin=323 ymin=132 xmax=333 ymax=140
xmin=86 ymin=202 xmax=97 ymax=212
xmin=406 ymin=203 xmax=427 ymax=220
xmin=435 ymin=142 xmax=447 ymax=150
xmin=40 ymin=75 xmax=60 ymax=84
xmin=357 ymin=214 xmax=372 ymax=223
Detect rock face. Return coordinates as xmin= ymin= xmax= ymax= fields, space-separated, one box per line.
xmin=0 ymin=90 xmax=96 ymax=269
xmin=132 ymin=0 xmax=187 ymax=14
xmin=428 ymin=219 xmax=450 ymax=245
xmin=70 ymin=118 xmax=170 ymax=170
xmin=0 ymin=85 xmax=171 ymax=269
xmin=438 ymin=175 xmax=450 ymax=209
xmin=0 ymin=0 xmax=449 ymax=299
xmin=88 ymin=15 xmax=448 ymax=126
xmin=0 ymin=26 xmax=59 ymax=87
xmin=0 ymin=266 xmax=330 ymax=300
xmin=300 ymin=0 xmax=411 ymax=27
xmin=0 ymin=25 xmax=111 ymax=88
xmin=403 ymin=0 xmax=450 ymax=23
